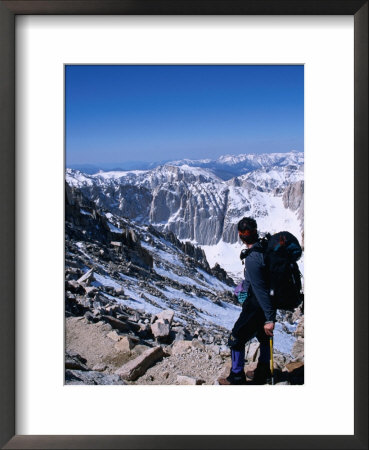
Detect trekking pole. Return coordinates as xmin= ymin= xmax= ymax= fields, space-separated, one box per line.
xmin=269 ymin=336 xmax=274 ymax=385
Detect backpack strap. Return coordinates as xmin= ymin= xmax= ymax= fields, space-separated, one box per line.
xmin=239 ymin=239 xmax=266 ymax=261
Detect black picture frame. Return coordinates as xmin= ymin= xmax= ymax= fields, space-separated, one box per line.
xmin=0 ymin=1 xmax=367 ymax=449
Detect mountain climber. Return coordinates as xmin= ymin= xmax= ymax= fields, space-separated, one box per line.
xmin=218 ymin=217 xmax=275 ymax=385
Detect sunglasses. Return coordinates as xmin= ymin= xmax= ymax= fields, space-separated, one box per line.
xmin=238 ymin=229 xmax=256 ymax=237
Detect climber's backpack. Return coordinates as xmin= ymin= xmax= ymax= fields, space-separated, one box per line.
xmin=243 ymin=231 xmax=304 ymax=311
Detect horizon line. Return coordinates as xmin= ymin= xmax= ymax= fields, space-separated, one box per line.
xmin=67 ymin=149 xmax=304 ymax=168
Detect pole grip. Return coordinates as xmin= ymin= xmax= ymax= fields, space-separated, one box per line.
xmin=269 ymin=336 xmax=274 ymax=384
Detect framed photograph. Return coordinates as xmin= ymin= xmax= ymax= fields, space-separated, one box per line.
xmin=64 ymin=63 xmax=305 ymax=387
xmin=0 ymin=1 xmax=367 ymax=449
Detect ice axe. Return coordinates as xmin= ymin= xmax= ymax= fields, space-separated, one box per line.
xmin=269 ymin=336 xmax=274 ymax=385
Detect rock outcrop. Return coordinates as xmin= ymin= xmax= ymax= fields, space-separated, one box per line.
xmin=283 ymin=180 xmax=304 ymax=234
xmin=115 ymin=346 xmax=165 ymax=381
xmin=66 ymin=370 xmax=127 ymax=385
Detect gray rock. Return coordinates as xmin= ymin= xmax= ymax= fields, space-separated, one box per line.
xmin=292 ymin=306 xmax=303 ymax=322
xmin=291 ymin=337 xmax=304 ymax=360
xmin=107 ymin=330 xmax=121 ymax=342
xmin=101 ymin=315 xmax=130 ymax=332
xmin=176 ymin=375 xmax=205 ymax=385
xmin=139 ymin=323 xmax=151 ymax=333
xmin=151 ymin=320 xmax=171 ymax=339
xmin=155 ymin=309 xmax=174 ymax=326
xmin=191 ymin=339 xmax=205 ymax=351
xmin=114 ymin=286 xmax=125 ymax=296
xmin=65 ymin=369 xmax=127 ymax=385
xmin=115 ymin=346 xmax=165 ymax=381
xmin=246 ymin=342 xmax=260 ymax=362
xmin=294 ymin=317 xmax=304 ymax=338
xmin=126 ymin=320 xmax=141 ymax=332
xmin=84 ymin=286 xmax=98 ymax=297
xmin=219 ymin=345 xmax=229 ymax=356
xmin=283 ymin=180 xmax=304 ymax=231
xmin=92 ymin=363 xmax=108 ymax=372
xmin=114 ymin=336 xmax=135 ymax=353
xmin=206 ymin=344 xmax=220 ymax=355
xmin=65 ymin=351 xmax=88 ymax=371
xmin=283 ymin=180 xmax=304 ymax=211
xmin=128 ymin=311 xmax=141 ymax=322
xmin=171 ymin=340 xmax=192 ymax=355
xmin=172 ymin=327 xmax=186 ymax=341
xmin=84 ymin=311 xmax=97 ymax=322
xmin=104 ymin=305 xmax=123 ymax=316
xmin=66 ymin=280 xmax=85 ymax=294
xmin=273 ymin=354 xmax=286 ymax=370
xmin=95 ymin=321 xmax=113 ymax=332
xmin=77 ymin=268 xmax=94 ymax=285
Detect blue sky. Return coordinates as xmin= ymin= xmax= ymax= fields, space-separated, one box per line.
xmin=65 ymin=65 xmax=304 ymax=167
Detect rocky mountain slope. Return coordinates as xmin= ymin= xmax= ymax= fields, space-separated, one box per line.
xmin=65 ymin=183 xmax=304 ymax=385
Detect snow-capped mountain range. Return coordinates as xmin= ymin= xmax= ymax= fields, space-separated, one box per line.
xmin=168 ymin=150 xmax=303 ymax=180
xmin=66 ymin=151 xmax=304 ymax=279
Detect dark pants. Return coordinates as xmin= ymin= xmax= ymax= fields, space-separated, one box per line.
xmin=228 ymin=295 xmax=270 ymax=369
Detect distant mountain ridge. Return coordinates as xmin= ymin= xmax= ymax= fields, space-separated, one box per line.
xmin=168 ymin=151 xmax=303 ymax=180
xmin=68 ymin=151 xmax=303 ymax=180
xmin=66 ymin=152 xmax=304 ymax=250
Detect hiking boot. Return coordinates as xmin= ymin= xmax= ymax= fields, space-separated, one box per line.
xmin=245 ymin=362 xmax=271 ymax=384
xmin=218 ymin=370 xmax=246 ymax=385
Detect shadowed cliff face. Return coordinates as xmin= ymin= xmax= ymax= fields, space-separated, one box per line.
xmin=65 ymin=183 xmax=234 ymax=284
xmin=66 ymin=153 xmax=304 ymax=245
xmin=282 ymin=180 xmax=304 ymax=232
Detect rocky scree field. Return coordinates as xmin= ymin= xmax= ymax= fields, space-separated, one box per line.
xmin=65 ymin=182 xmax=304 ymax=385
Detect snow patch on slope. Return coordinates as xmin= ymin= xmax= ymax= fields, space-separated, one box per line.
xmin=202 ymin=240 xmax=244 ymax=281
